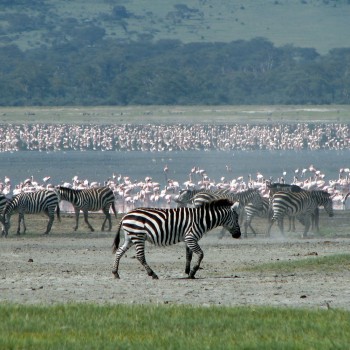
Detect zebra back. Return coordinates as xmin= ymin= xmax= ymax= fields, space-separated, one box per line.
xmin=4 ymin=190 xmax=59 ymax=217
xmin=192 ymin=188 xmax=262 ymax=208
xmin=271 ymin=190 xmax=333 ymax=219
xmin=119 ymin=198 xmax=241 ymax=246
xmin=268 ymin=183 xmax=303 ymax=198
xmin=175 ymin=188 xmax=227 ymax=207
xmin=57 ymin=186 xmax=115 ymax=211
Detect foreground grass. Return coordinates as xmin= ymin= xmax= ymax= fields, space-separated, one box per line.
xmin=245 ymin=253 xmax=350 ymax=274
xmin=1 ymin=304 xmax=349 ymax=350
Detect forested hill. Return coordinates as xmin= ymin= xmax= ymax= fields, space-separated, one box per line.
xmin=1 ymin=0 xmax=350 ymax=106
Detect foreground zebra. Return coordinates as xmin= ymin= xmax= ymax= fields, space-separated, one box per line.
xmin=57 ymin=186 xmax=117 ymax=232
xmin=2 ymin=190 xmax=60 ymax=236
xmin=112 ymin=199 xmax=241 ymax=279
xmin=268 ymin=190 xmax=333 ymax=237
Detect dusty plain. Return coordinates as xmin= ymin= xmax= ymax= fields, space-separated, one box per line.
xmin=1 ymin=210 xmax=349 ymax=310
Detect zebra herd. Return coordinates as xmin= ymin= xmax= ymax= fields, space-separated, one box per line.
xmin=112 ymin=183 xmax=334 ymax=279
xmin=0 ymin=182 xmax=335 ymax=279
xmin=0 ymin=186 xmax=117 ymax=237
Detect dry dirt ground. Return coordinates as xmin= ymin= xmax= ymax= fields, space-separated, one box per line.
xmin=1 ymin=211 xmax=349 ymax=310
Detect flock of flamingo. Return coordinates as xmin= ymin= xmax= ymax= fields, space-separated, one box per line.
xmin=0 ymin=122 xmax=349 ymax=152
xmin=1 ymin=163 xmax=350 ymax=213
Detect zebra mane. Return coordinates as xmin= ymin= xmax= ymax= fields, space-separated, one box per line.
xmin=204 ymin=198 xmax=234 ymax=207
xmin=268 ymin=183 xmax=303 ymax=193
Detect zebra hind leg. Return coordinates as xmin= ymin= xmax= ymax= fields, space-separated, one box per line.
xmin=185 ymin=245 xmax=193 ymax=275
xmin=17 ymin=214 xmax=26 ymax=235
xmin=134 ymin=241 xmax=159 ymax=279
xmin=112 ymin=242 xmax=132 ymax=279
xmin=42 ymin=208 xmax=55 ymax=235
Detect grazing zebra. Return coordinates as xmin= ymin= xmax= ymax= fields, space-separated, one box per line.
xmin=241 ymin=197 xmax=271 ymax=237
xmin=268 ymin=190 xmax=333 ymax=237
xmin=57 ymin=186 xmax=117 ymax=232
xmin=2 ymin=190 xmax=60 ymax=236
xmin=112 ymin=199 xmax=241 ymax=279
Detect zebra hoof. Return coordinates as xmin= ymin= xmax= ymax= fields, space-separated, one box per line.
xmin=112 ymin=271 xmax=120 ymax=279
xmin=152 ymin=274 xmax=159 ymax=280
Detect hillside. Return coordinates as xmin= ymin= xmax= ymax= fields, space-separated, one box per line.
xmin=1 ymin=0 xmax=350 ymax=54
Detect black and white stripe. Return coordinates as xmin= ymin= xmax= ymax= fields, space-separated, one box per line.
xmin=189 ymin=188 xmax=263 ymax=238
xmin=191 ymin=188 xmax=263 ymax=209
xmin=174 ymin=189 xmax=227 ymax=207
xmin=0 ymin=194 xmax=9 ymax=236
xmin=57 ymin=186 xmax=117 ymax=232
xmin=112 ymin=199 xmax=241 ymax=279
xmin=3 ymin=190 xmax=60 ymax=236
xmin=268 ymin=182 xmax=319 ymax=232
xmin=268 ymin=190 xmax=334 ymax=237
xmin=241 ymin=197 xmax=271 ymax=237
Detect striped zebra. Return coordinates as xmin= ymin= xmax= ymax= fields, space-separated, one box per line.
xmin=191 ymin=188 xmax=263 ymax=209
xmin=2 ymin=190 xmax=60 ymax=236
xmin=241 ymin=197 xmax=271 ymax=237
xmin=189 ymin=188 xmax=263 ymax=238
xmin=57 ymin=186 xmax=117 ymax=232
xmin=268 ymin=190 xmax=333 ymax=237
xmin=267 ymin=182 xmax=319 ymax=232
xmin=0 ymin=194 xmax=9 ymax=236
xmin=112 ymin=199 xmax=241 ymax=279
xmin=175 ymin=188 xmax=227 ymax=207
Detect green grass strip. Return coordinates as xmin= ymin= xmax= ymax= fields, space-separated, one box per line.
xmin=244 ymin=253 xmax=350 ymax=274
xmin=0 ymin=304 xmax=349 ymax=349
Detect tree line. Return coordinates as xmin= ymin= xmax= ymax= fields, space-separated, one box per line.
xmin=1 ymin=37 xmax=350 ymax=106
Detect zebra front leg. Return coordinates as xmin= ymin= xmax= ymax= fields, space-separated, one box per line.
xmin=83 ymin=210 xmax=94 ymax=232
xmin=74 ymin=208 xmax=80 ymax=231
xmin=184 ymin=237 xmax=203 ymax=279
xmin=17 ymin=213 xmax=26 ymax=235
xmin=267 ymin=220 xmax=274 ymax=237
xmin=185 ymin=245 xmax=193 ymax=275
xmin=302 ymin=216 xmax=312 ymax=238
xmin=277 ymin=218 xmax=284 ymax=235
xmin=134 ymin=241 xmax=158 ymax=279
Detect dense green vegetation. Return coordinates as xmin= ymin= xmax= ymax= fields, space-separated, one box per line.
xmin=1 ymin=304 xmax=350 ymax=349
xmin=1 ymin=38 xmax=350 ymax=106
xmin=1 ymin=0 xmax=350 ymax=107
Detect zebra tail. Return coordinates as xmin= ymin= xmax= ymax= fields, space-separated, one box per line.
xmin=56 ymin=204 xmax=61 ymax=222
xmin=112 ymin=222 xmax=122 ymax=254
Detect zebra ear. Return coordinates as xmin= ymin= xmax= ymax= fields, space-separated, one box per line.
xmin=231 ymin=201 xmax=240 ymax=210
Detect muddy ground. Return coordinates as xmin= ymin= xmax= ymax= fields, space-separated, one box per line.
xmin=1 ymin=211 xmax=349 ymax=310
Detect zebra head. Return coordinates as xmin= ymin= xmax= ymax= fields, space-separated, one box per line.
xmin=216 ymin=199 xmax=241 ymax=239
xmin=314 ymin=191 xmax=334 ymax=217
xmin=174 ymin=189 xmax=198 ymax=207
